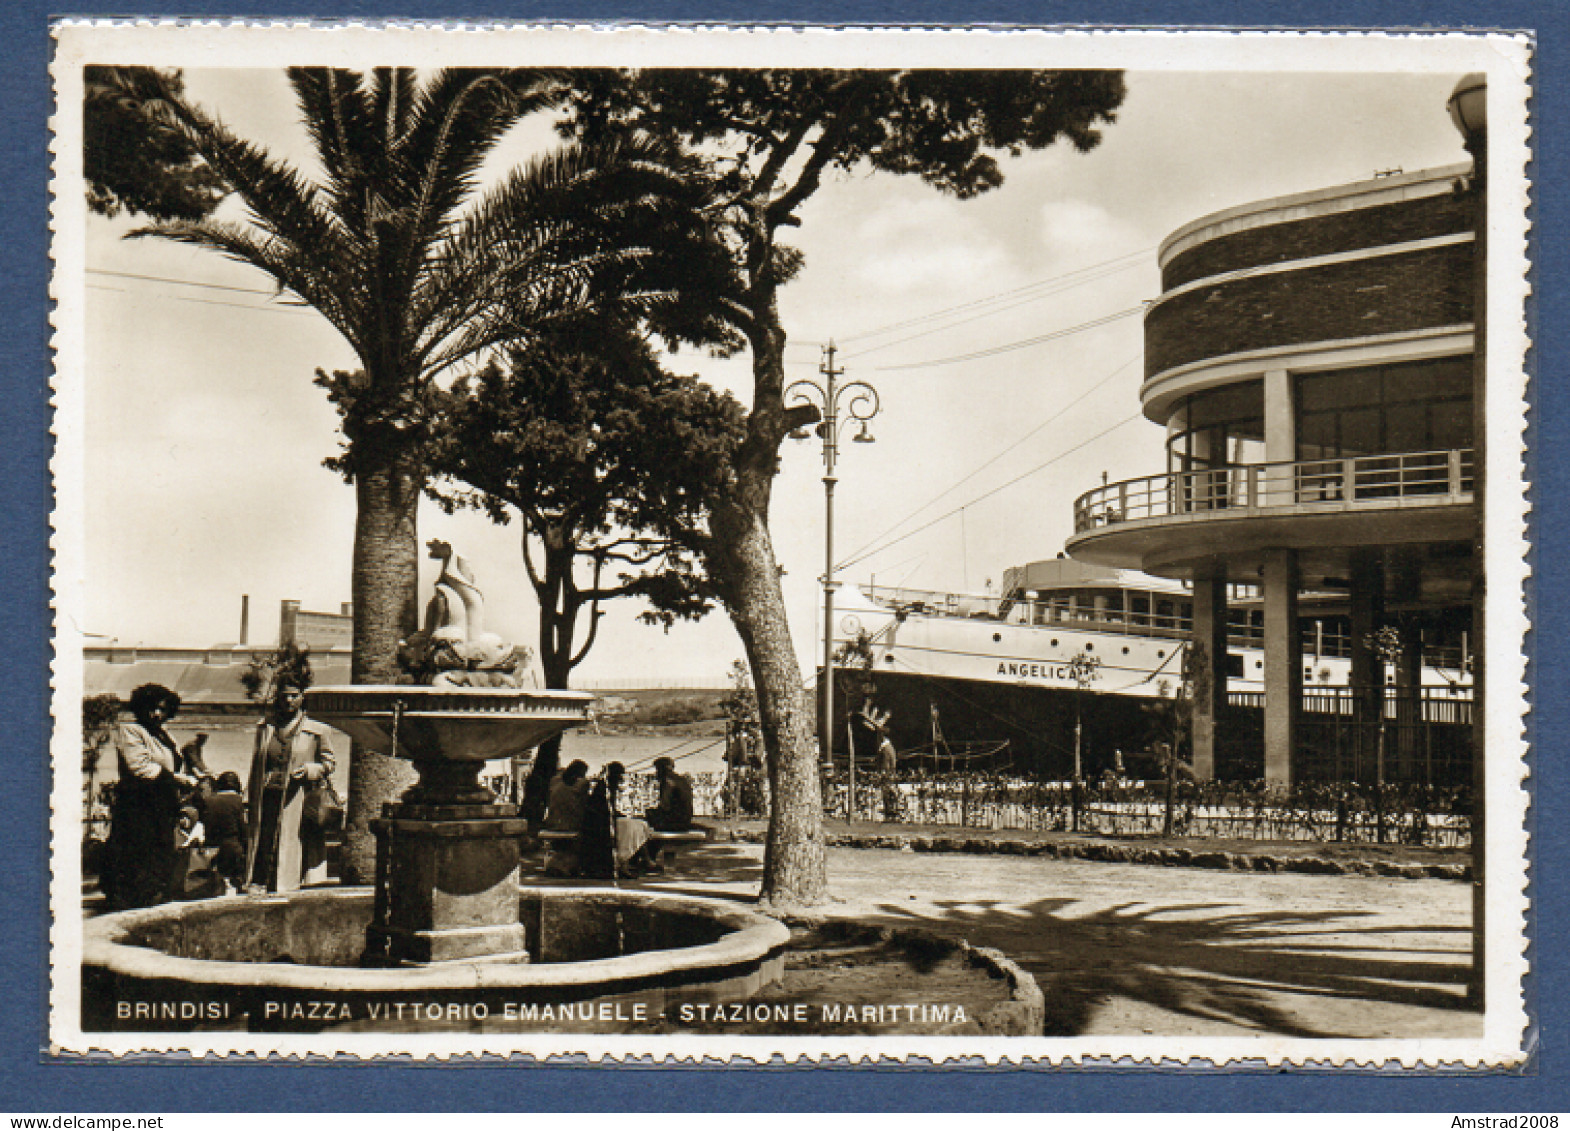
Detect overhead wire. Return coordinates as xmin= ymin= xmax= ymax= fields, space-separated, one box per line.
xmin=835 ymin=411 xmax=1145 ymax=575
xmin=836 ymin=246 xmax=1153 ymax=347
xmin=841 ymin=255 xmax=1150 ymax=361
xmin=872 ymin=306 xmax=1144 ymax=372
xmin=87 ymin=265 xmax=288 ymax=297
xmin=834 ymin=350 xmax=1142 ymax=571
xmin=87 ymin=266 xmax=320 ymax=317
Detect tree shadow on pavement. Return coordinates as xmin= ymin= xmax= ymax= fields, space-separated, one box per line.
xmin=861 ymin=896 xmax=1476 ymax=1038
xmin=631 ymin=844 xmax=765 ymax=892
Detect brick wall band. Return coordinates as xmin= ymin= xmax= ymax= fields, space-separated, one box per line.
xmin=1162 ymin=191 xmax=1473 ymax=291
xmin=1144 ymin=243 xmax=1473 ymax=382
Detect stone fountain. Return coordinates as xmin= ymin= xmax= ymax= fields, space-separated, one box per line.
xmin=83 ymin=543 xmax=788 ymax=1032
xmin=316 ymin=539 xmax=592 ymax=967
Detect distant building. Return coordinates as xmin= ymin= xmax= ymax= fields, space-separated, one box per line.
xmin=85 ymin=598 xmax=353 ymax=705
xmin=280 ymin=599 xmax=354 ymax=650
xmin=1067 ymin=164 xmax=1476 ymax=786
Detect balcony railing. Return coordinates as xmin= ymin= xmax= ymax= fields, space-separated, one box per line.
xmin=1072 ymin=449 xmax=1474 ymax=533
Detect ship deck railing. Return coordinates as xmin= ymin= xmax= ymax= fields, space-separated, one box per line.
xmin=858 ymin=584 xmax=1471 ymax=670
xmin=864 ymin=584 xmax=1206 ymax=642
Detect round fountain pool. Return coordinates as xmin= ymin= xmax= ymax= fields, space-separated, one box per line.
xmin=83 ymin=886 xmax=789 ymax=1033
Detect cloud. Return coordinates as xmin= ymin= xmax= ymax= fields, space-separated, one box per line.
xmin=1035 ymin=199 xmax=1143 ymax=266
xmin=849 ymin=198 xmax=1021 ymax=294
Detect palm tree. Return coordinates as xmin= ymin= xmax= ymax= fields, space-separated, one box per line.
xmin=130 ymin=67 xmax=730 ymax=880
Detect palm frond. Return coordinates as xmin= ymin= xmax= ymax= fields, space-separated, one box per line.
xmin=141 ymin=83 xmax=357 ymax=275
xmin=418 ymin=252 xmax=634 ymax=376
xmin=286 ymin=67 xmax=377 ymax=223
xmin=372 ymin=68 xmax=420 ymax=151
xmin=126 ymin=218 xmax=369 ymax=358
xmin=411 ymin=132 xmax=738 ymax=374
xmin=398 ymin=70 xmax=560 ymax=222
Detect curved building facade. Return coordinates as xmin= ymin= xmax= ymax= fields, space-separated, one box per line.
xmin=1068 ymin=165 xmax=1476 ymax=785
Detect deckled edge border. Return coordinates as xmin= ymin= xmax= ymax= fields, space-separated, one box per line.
xmin=43 ymin=18 xmax=1536 ymax=1070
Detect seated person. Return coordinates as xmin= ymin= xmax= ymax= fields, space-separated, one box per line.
xmin=176 ymin=805 xmax=205 ymax=849
xmin=603 ymin=762 xmax=656 ymax=876
xmin=169 ymin=805 xmax=212 ymax=898
xmin=644 ymin=757 xmax=694 ymax=832
xmin=542 ymin=760 xmax=591 ymax=831
xmin=575 ymin=779 xmax=618 ymax=880
xmin=542 ymin=760 xmax=591 ymax=876
xmin=201 ymin=771 xmax=248 ymax=894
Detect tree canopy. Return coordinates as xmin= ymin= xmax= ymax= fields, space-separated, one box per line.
xmin=555 ymin=67 xmax=1127 ymax=908
xmin=84 ymin=66 xmax=228 ymax=221
xmin=124 ymin=66 xmax=740 ymax=882
xmin=425 ymin=323 xmax=745 ymax=687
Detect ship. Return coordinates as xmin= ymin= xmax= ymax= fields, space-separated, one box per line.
xmin=828 ymin=556 xmax=1473 ymax=782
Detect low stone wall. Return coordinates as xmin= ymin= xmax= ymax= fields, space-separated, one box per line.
xmin=781 ymin=917 xmax=1045 ymax=1037
xmin=722 ymin=827 xmax=1470 ymax=881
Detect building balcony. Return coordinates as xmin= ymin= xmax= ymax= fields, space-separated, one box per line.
xmin=1067 ymin=449 xmax=1475 ymax=576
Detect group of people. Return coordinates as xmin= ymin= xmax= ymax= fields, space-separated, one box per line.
xmin=98 ymin=680 xmax=338 ymax=911
xmin=540 ymin=756 xmax=694 ymax=879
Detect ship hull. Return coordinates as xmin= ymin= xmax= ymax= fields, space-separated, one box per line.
xmin=826 ymin=577 xmax=1471 ymax=784
xmin=827 ymin=666 xmax=1218 ymax=781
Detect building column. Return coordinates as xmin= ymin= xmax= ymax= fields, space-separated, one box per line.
xmin=1264 ymin=369 xmax=1295 ymax=460
xmin=1394 ymin=620 xmax=1424 ymax=783
xmin=1262 ymin=549 xmax=1302 ymax=787
xmin=1262 ymin=369 xmax=1296 ymax=505
xmin=1348 ymin=550 xmax=1385 ymax=781
xmin=1190 ymin=566 xmax=1228 ymax=781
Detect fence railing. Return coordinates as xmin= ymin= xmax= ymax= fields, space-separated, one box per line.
xmin=1227 ymin=689 xmax=1474 ymax=721
xmin=1073 ymin=449 xmax=1474 ymax=533
xmin=85 ymin=769 xmax=1469 ymax=852
xmin=817 ymin=772 xmax=1471 ymax=847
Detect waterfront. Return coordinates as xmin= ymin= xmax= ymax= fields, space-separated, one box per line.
xmin=86 ymin=717 xmax=731 ymax=799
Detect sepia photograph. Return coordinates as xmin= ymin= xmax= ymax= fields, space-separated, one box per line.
xmin=47 ymin=22 xmax=1531 ymax=1065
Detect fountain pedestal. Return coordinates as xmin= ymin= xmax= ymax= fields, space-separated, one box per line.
xmin=306 ymin=686 xmax=595 ymax=968
xmin=367 ymin=800 xmax=533 ymax=965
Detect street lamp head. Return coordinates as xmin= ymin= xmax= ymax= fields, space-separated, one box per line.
xmin=1448 ymin=73 xmax=1487 ymax=144
xmin=852 ymin=422 xmax=876 ymax=444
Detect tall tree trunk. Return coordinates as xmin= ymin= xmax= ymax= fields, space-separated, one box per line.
xmin=341 ymin=443 xmax=422 ymax=884
xmin=708 ymin=291 xmax=829 ymax=907
xmin=520 ymin=542 xmax=577 ymax=824
xmin=712 ymin=495 xmax=826 ymax=909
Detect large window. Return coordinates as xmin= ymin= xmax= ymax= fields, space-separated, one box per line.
xmin=1296 ymin=356 xmax=1472 ymax=460
xmin=1166 ymin=380 xmax=1265 ymax=472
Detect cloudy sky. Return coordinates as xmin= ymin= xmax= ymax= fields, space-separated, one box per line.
xmin=77 ymin=45 xmax=1478 ymax=684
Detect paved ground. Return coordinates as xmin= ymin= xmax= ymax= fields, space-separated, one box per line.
xmin=86 ymin=834 xmax=1477 ymax=1039
xmin=621 ymin=841 xmax=1479 ymax=1040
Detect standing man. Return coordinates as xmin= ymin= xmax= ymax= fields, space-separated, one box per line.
xmin=244 ymin=681 xmax=336 ymax=892
xmin=861 ymin=703 xmax=898 ymax=774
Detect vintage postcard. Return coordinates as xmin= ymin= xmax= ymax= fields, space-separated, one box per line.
xmin=48 ymin=22 xmax=1532 ymax=1064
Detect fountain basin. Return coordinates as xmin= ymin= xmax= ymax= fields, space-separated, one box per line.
xmin=306 ymin=685 xmax=595 ymax=763
xmin=83 ymin=886 xmax=789 ymax=1032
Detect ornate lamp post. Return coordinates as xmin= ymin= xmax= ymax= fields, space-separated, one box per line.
xmin=787 ymin=343 xmax=881 ymax=799
xmin=1449 ymin=71 xmax=1487 ymax=1010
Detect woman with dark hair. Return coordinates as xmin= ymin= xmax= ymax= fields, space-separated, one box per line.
xmin=543 ymin=760 xmax=591 ymax=832
xmin=101 ymin=683 xmax=196 ymax=909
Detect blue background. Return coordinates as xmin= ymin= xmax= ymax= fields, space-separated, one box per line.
xmin=5 ymin=1 xmax=1560 ymax=1111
